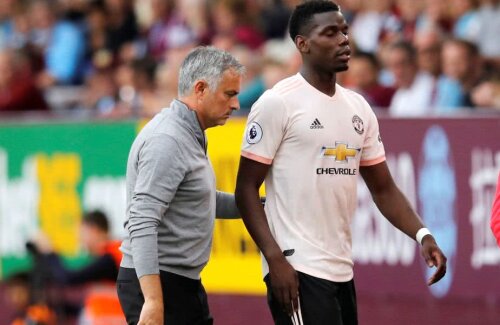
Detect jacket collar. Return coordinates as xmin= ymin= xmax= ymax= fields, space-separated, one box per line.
xmin=170 ymin=99 xmax=206 ymax=152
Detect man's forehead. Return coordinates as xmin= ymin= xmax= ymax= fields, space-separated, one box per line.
xmin=210 ymin=70 xmax=240 ymax=94
xmin=219 ymin=69 xmax=242 ymax=84
xmin=222 ymin=68 xmax=242 ymax=78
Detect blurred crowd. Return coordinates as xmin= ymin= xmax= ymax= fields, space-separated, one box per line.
xmin=0 ymin=0 xmax=499 ymax=118
xmin=3 ymin=211 xmax=123 ymax=324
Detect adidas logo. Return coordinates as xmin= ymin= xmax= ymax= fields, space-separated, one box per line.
xmin=310 ymin=118 xmax=324 ymax=129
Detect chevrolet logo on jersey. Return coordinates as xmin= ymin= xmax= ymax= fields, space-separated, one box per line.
xmin=321 ymin=142 xmax=360 ymax=163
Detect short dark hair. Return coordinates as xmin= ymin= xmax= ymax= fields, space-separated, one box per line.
xmin=82 ymin=210 xmax=109 ymax=233
xmin=289 ymin=1 xmax=340 ymax=41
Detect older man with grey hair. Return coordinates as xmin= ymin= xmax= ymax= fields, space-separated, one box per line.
xmin=117 ymin=46 xmax=245 ymax=325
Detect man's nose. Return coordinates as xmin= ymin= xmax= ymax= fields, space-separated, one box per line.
xmin=340 ymin=33 xmax=349 ymax=46
xmin=230 ymin=97 xmax=240 ymax=111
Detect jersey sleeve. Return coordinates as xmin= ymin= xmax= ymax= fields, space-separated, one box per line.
xmin=360 ymin=107 xmax=385 ymax=166
xmin=241 ymin=91 xmax=287 ymax=165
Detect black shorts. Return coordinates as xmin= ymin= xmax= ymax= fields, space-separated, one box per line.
xmin=264 ymin=271 xmax=358 ymax=325
xmin=116 ymin=267 xmax=213 ymax=325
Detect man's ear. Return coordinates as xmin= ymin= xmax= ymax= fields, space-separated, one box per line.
xmin=193 ymin=80 xmax=208 ymax=99
xmin=296 ymin=35 xmax=309 ymax=54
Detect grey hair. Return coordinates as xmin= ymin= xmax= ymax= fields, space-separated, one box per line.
xmin=178 ymin=46 xmax=245 ymax=97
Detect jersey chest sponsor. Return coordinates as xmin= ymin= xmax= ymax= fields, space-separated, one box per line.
xmin=317 ymin=142 xmax=360 ymax=176
xmin=316 ymin=167 xmax=357 ymax=175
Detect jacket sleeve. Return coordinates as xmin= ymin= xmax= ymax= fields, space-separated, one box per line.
xmin=127 ymin=134 xmax=187 ymax=278
xmin=215 ymin=191 xmax=240 ymax=219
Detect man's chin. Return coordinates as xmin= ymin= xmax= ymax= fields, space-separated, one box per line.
xmin=218 ymin=118 xmax=230 ymax=126
xmin=335 ymin=64 xmax=349 ymax=73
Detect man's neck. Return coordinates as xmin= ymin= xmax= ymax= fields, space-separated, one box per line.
xmin=178 ymin=97 xmax=208 ymax=130
xmin=300 ymin=66 xmax=337 ymax=97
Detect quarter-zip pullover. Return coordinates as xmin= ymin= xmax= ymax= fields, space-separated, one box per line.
xmin=120 ymin=99 xmax=237 ymax=279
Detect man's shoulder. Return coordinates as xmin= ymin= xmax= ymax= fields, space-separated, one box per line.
xmin=133 ymin=111 xmax=184 ymax=148
xmin=337 ymin=84 xmax=373 ymax=111
xmin=338 ymin=84 xmax=362 ymax=98
xmin=144 ymin=108 xmax=186 ymax=135
xmin=253 ymin=74 xmax=308 ymax=112
xmin=138 ymin=110 xmax=170 ymax=135
xmin=270 ymin=74 xmax=304 ymax=97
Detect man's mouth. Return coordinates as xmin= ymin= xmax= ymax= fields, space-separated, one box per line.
xmin=337 ymin=48 xmax=351 ymax=61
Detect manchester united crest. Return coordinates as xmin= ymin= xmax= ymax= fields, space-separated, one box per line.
xmin=352 ymin=115 xmax=364 ymax=135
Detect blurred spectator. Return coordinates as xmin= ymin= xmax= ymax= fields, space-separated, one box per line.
xmin=111 ymin=60 xmax=139 ymax=117
xmin=209 ymin=0 xmax=265 ymax=50
xmin=476 ymin=0 xmax=500 ymax=61
xmin=32 ymin=210 xmax=121 ymax=285
xmin=236 ymin=38 xmax=301 ymax=110
xmin=347 ymin=51 xmax=396 ymax=109
xmin=0 ymin=0 xmax=497 ymax=117
xmin=450 ymin=0 xmax=481 ymax=42
xmin=154 ymin=43 xmax=197 ymax=112
xmin=262 ymin=37 xmax=302 ymax=77
xmin=29 ymin=0 xmax=86 ymax=88
xmin=108 ymin=57 xmax=161 ymax=118
xmin=132 ymin=57 xmax=162 ymax=118
xmin=259 ymin=0 xmax=294 ymax=40
xmin=3 ymin=272 xmax=57 ymax=325
xmin=337 ymin=0 xmax=363 ymax=24
xmin=32 ymin=210 xmax=123 ymax=323
xmin=79 ymin=69 xmax=118 ymax=117
xmin=395 ymin=0 xmax=424 ymax=41
xmin=386 ymin=41 xmax=435 ymax=116
xmin=350 ymin=0 xmax=399 ymax=53
xmin=85 ymin=1 xmax=113 ymax=71
xmin=471 ymin=80 xmax=500 ymax=109
xmin=1 ymin=1 xmax=31 ymax=50
xmin=435 ymin=38 xmax=482 ymax=110
xmin=413 ymin=27 xmax=443 ymax=79
xmin=0 ymin=49 xmax=48 ymax=112
xmin=237 ymin=58 xmax=291 ymax=110
xmin=57 ymin=0 xmax=88 ymax=20
xmin=154 ymin=63 xmax=176 ymax=107
xmin=180 ymin=0 xmax=210 ymax=37
xmin=0 ymin=0 xmax=14 ymax=22
xmin=0 ymin=0 xmax=14 ymax=46
xmin=232 ymin=45 xmax=264 ymax=109
xmin=376 ymin=41 xmax=396 ymax=86
xmin=417 ymin=0 xmax=453 ymax=33
xmin=104 ymin=0 xmax=139 ymax=56
xmin=145 ymin=0 xmax=195 ymax=60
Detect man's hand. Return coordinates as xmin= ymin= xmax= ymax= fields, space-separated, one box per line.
xmin=138 ymin=298 xmax=164 ymax=325
xmin=138 ymin=274 xmax=163 ymax=325
xmin=268 ymin=255 xmax=299 ymax=316
xmin=421 ymin=235 xmax=447 ymax=286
